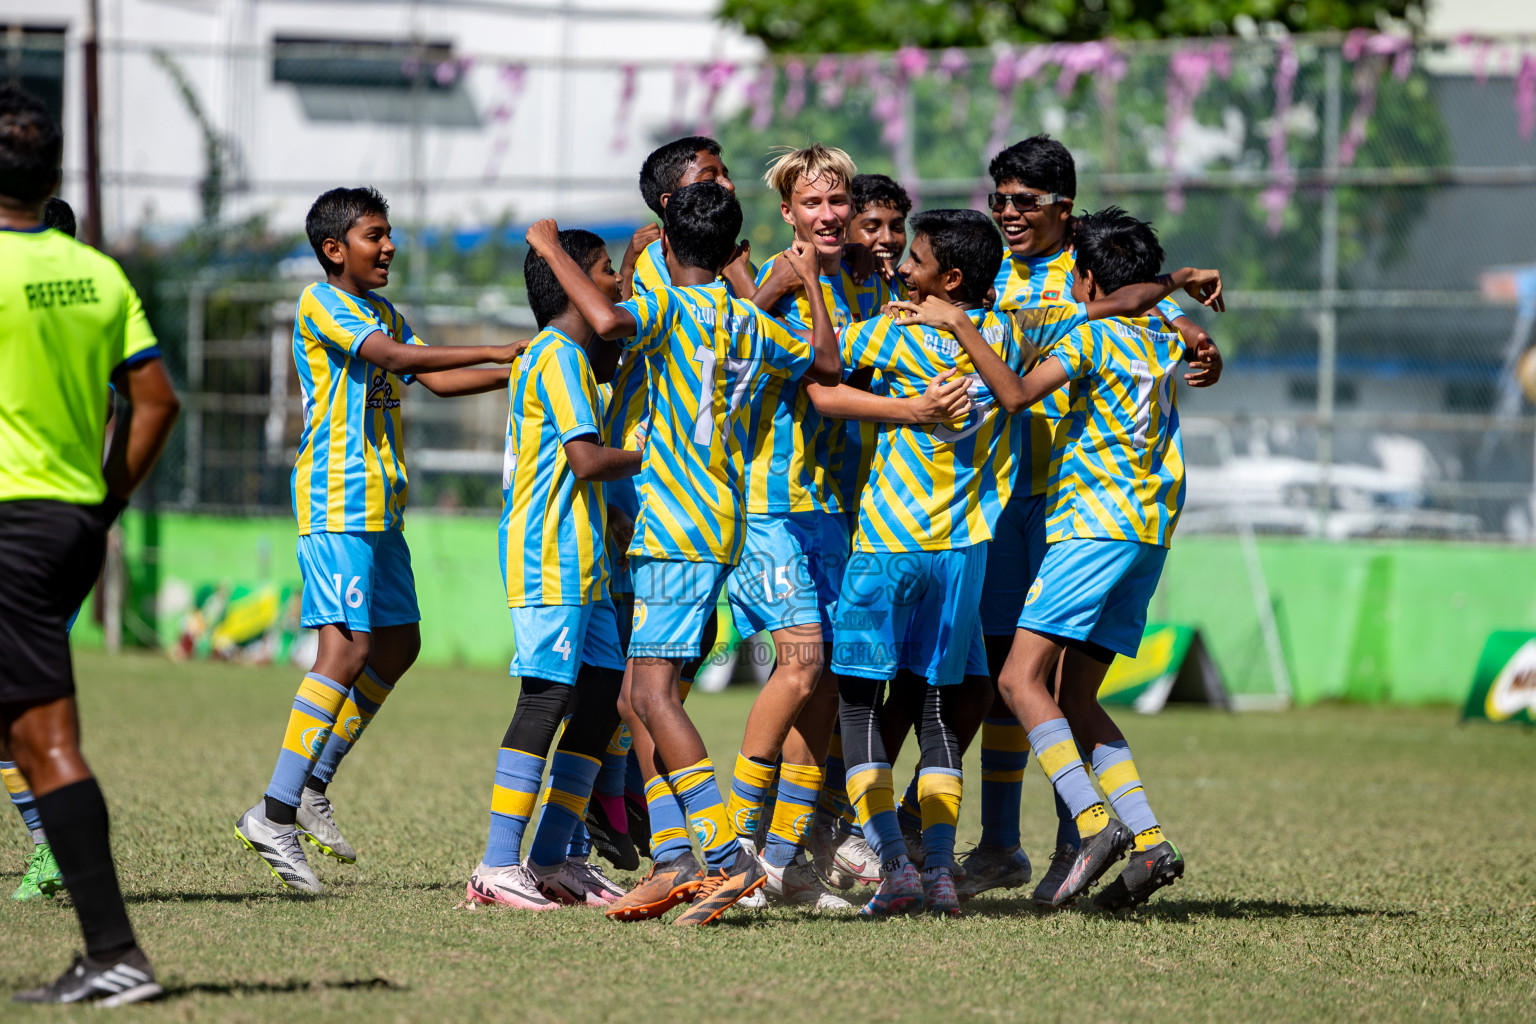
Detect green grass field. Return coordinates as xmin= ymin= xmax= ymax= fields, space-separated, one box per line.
xmin=3 ymin=651 xmax=1534 ymax=1022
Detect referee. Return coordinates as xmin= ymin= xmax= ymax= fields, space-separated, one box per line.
xmin=1 ymin=87 xmax=180 ymax=1006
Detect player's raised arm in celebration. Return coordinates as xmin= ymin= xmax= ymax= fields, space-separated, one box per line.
xmin=892 ymin=295 xmax=1067 ymax=414
xmin=806 ymin=369 xmax=972 ymax=424
xmin=527 ymin=220 xmax=639 ymax=340
xmin=779 ymin=240 xmax=841 ymax=385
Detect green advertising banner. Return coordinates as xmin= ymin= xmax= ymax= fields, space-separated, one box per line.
xmin=1462 ymin=631 xmax=1536 ymax=724
xmin=1098 ymin=624 xmax=1231 ymax=713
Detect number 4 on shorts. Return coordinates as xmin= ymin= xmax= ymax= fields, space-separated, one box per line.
xmin=553 ymin=626 xmax=573 ymax=661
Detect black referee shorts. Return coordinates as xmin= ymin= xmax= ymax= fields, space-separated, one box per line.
xmin=0 ymin=499 xmax=106 ymax=706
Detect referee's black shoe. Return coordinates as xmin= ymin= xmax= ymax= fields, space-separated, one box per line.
xmin=13 ymin=948 xmax=163 ymax=1007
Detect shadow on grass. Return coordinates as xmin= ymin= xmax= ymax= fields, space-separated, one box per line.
xmin=956 ymin=897 xmax=1415 ymax=922
xmin=161 ymin=977 xmax=404 ymax=1000
xmin=124 ymin=890 xmax=321 ymax=905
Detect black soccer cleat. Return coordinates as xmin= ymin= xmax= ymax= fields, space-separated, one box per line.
xmin=1045 ymin=818 xmax=1132 ymax=908
xmin=1094 ymin=841 xmax=1185 ymax=912
xmin=13 ymin=948 xmax=163 ymax=1007
xmin=585 ymin=804 xmax=640 ymax=872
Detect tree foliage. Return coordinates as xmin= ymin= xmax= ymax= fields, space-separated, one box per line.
xmin=718 ymin=0 xmax=1428 ymax=53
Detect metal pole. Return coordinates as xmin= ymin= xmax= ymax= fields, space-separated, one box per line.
xmin=1315 ymin=48 xmax=1341 ymax=533
xmin=408 ymin=26 xmax=427 ymax=310
xmin=182 ymin=281 xmax=205 ymax=507
xmin=82 ymin=0 xmax=104 ymax=245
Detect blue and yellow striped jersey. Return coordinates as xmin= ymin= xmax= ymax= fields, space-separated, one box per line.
xmin=1047 ymin=316 xmax=1187 ymax=547
xmin=602 ymin=353 xmax=648 ymax=595
xmin=632 ymin=238 xmax=669 ymax=297
xmin=993 ymin=247 xmax=1183 ymax=496
xmin=752 ymin=253 xmax=892 ymax=514
xmin=499 ymin=327 xmax=609 ymax=607
xmin=291 ymin=282 xmax=426 ymax=535
xmin=841 ymin=308 xmax=1024 ymax=553
xmin=620 ymin=282 xmax=813 ymax=564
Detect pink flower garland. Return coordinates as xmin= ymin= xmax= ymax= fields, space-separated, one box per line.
xmin=1163 ymin=41 xmax=1231 ymax=212
xmin=1337 ymin=32 xmax=1413 ymax=169
xmin=669 ymin=61 xmax=691 ymax=135
xmin=746 ymin=62 xmax=776 ymax=130
xmin=482 ymin=62 xmax=527 ymax=182
xmin=694 ymin=61 xmax=738 ymax=137
xmin=1259 ymin=38 xmax=1299 ymax=236
xmin=1517 ymin=54 xmax=1536 ymax=140
xmin=935 ymin=47 xmax=972 ymax=128
xmin=782 ymin=58 xmax=807 ymax=119
xmin=611 ymin=63 xmax=638 ymax=154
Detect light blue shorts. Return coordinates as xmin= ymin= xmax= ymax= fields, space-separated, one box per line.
xmin=630 ymin=556 xmax=732 ymax=661
xmin=831 ymin=543 xmax=988 ymax=688
xmin=980 ymin=491 xmax=1050 ymax=636
xmin=509 ymin=598 xmax=626 ymax=684
xmin=727 ymin=510 xmax=848 ymax=637
xmin=1019 ymin=538 xmax=1168 ymax=658
xmin=297 ymin=530 xmax=420 ymax=631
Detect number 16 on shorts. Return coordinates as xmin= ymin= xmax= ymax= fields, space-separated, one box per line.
xmin=296 ymin=531 xmax=421 ymax=632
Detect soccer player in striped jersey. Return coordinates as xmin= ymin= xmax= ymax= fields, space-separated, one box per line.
xmin=587 ymin=138 xmax=751 ymax=871
xmin=849 ymin=173 xmax=911 ymax=296
xmin=829 ymin=209 xmax=1025 ymax=918
xmin=914 ymin=206 xmax=1219 ymax=911
xmin=966 ymin=136 xmax=1223 ymax=903
xmin=722 ymin=150 xmax=968 ymax=910
xmin=526 ymin=181 xmax=842 ymax=925
xmin=236 ymin=187 xmax=525 ymax=894
xmin=465 ymin=229 xmax=639 ymax=911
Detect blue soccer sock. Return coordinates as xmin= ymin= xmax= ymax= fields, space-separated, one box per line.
xmin=527 ymin=750 xmax=601 ymax=867
xmin=2 ymin=760 xmax=45 ymax=842
xmin=725 ymin=753 xmax=776 ymax=841
xmin=667 ymin=759 xmax=740 ymax=871
xmin=265 ymin=672 xmax=350 ymax=810
xmin=1092 ymin=740 xmax=1162 ymax=849
xmin=896 ymin=772 xmax=922 ymax=834
xmin=763 ymin=763 xmax=822 ymax=868
xmin=1027 ymin=718 xmax=1107 ymax=837
xmin=567 ymin=820 xmax=592 ymax=859
xmin=484 ymin=747 xmax=546 ymax=867
xmin=918 ymin=767 xmax=964 ymax=871
xmin=309 ymin=666 xmax=395 ymax=789
xmin=846 ymin=761 xmax=907 ymax=870
xmin=979 ymin=716 xmax=1029 ymax=848
xmin=644 ymin=775 xmax=693 ymax=863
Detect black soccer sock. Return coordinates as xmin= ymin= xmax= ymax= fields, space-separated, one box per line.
xmin=34 ymin=778 xmax=137 ymax=960
xmin=264 ymin=794 xmax=297 ymax=824
xmin=304 ymin=776 xmax=328 ymax=795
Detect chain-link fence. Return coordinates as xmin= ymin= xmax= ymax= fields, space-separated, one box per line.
xmin=19 ymin=28 xmax=1536 ymax=539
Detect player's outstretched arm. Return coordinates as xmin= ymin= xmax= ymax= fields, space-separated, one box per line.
xmin=564 ymin=436 xmax=643 ymax=482
xmin=104 ymin=357 xmax=181 ymax=505
xmin=1084 ymin=267 xmax=1225 ymax=320
xmin=806 ymin=369 xmax=972 ymax=424
xmin=782 ymin=241 xmax=842 ymax=385
xmin=358 ymin=332 xmax=523 ymax=376
xmin=889 ymin=296 xmax=1062 ymax=414
xmin=619 ymin=223 xmax=661 ymax=301
xmin=527 ymin=219 xmax=638 ymax=341
xmin=415 ymin=366 xmax=519 ymax=397
xmin=1177 ymin=319 xmax=1224 ymax=388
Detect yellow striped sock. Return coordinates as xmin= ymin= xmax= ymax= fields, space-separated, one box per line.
xmin=1133 ymin=826 xmax=1165 ymax=852
xmin=1075 ymin=802 xmax=1108 ymax=838
xmin=725 ymin=753 xmax=777 ymax=840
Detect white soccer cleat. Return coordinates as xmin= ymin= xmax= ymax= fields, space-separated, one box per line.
xmin=566 ymin=857 xmax=626 ymax=905
xmin=235 ymin=803 xmax=322 ymax=894
xmin=806 ymin=818 xmax=854 ymax=890
xmin=830 ymin=828 xmax=882 ymax=886
xmin=297 ymin=787 xmax=357 ymax=864
xmin=466 ymin=862 xmax=559 ymax=910
xmin=530 ymin=859 xmax=607 ymax=907
xmin=762 ymin=852 xmax=853 ymax=911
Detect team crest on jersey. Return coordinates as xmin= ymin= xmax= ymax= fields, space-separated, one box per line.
xmin=1042 ymin=289 xmax=1060 ymax=300
xmin=692 ymin=815 xmax=717 ymax=849
xmin=732 ymin=806 xmax=760 ymax=837
xmin=342 ymin=716 xmax=366 ymax=742
xmin=301 ymin=725 xmax=333 ymax=757
xmin=1026 ymin=577 xmax=1044 ymax=605
xmin=633 ymin=600 xmax=648 ymax=630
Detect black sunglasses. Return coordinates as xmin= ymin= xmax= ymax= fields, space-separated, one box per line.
xmin=987 ymin=191 xmax=1069 ymax=213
